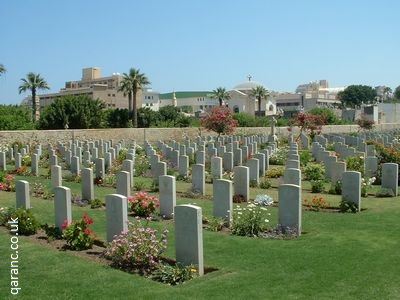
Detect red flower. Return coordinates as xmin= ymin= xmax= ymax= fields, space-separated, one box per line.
xmin=83 ymin=213 xmax=93 ymax=225
xmin=62 ymin=219 xmax=69 ymax=230
xmin=84 ymin=228 xmax=92 ymax=235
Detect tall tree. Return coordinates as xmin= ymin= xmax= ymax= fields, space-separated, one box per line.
xmin=211 ymin=87 xmax=231 ymax=106
xmin=18 ymin=72 xmax=50 ymax=121
xmin=38 ymin=95 xmax=105 ymax=129
xmin=251 ymin=85 xmax=269 ymax=116
xmin=337 ymin=85 xmax=377 ymax=108
xmin=0 ymin=64 xmax=6 ymax=76
xmin=118 ymin=68 xmax=150 ymax=127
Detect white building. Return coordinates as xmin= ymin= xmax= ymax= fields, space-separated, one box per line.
xmin=228 ymin=78 xmax=277 ymax=116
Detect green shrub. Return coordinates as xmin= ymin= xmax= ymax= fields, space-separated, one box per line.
xmin=269 ymin=148 xmax=287 ymax=165
xmin=259 ymin=178 xmax=272 ymax=189
xmin=0 ymin=207 xmax=40 ymax=235
xmin=62 ymin=213 xmax=95 ymax=250
xmin=231 ymin=203 xmax=269 ymax=237
xmin=117 ymin=148 xmax=128 ymax=162
xmin=41 ymin=223 xmax=63 ymax=241
xmin=134 ymin=180 xmax=147 ymax=191
xmin=134 ymin=155 xmax=150 ymax=176
xmin=151 ymin=263 xmax=197 ymax=285
xmin=311 ymin=180 xmax=325 ymax=193
xmin=150 ymin=179 xmax=159 ymax=192
xmin=104 ymin=174 xmax=117 ymax=187
xmin=266 ymin=167 xmax=284 ymax=178
xmin=304 ymin=163 xmax=325 ymax=181
xmin=204 ymin=216 xmax=226 ymax=232
xmin=299 ymin=150 xmax=313 ymax=166
xmin=89 ymin=198 xmax=103 ymax=209
xmin=22 ymin=155 xmax=31 ymax=166
xmin=346 ymin=156 xmax=364 ymax=176
xmin=328 ymin=180 xmax=342 ymax=195
xmin=339 ymin=199 xmax=358 ymax=213
xmin=249 ymin=180 xmax=258 ymax=188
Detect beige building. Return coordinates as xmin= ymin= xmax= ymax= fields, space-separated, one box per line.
xmin=159 ymin=91 xmax=216 ymax=113
xmin=273 ymin=80 xmax=343 ymax=116
xmin=22 ymin=67 xmax=160 ymax=112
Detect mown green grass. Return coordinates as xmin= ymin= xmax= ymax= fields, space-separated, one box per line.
xmin=0 ymin=167 xmax=399 ymax=299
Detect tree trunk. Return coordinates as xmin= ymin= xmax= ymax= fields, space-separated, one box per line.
xmin=258 ymin=97 xmax=261 ymax=117
xmin=32 ymin=88 xmax=37 ymax=121
xmin=219 ymin=98 xmax=223 ymax=106
xmin=128 ymin=92 xmax=132 ymax=113
xmin=132 ymin=92 xmax=138 ymax=128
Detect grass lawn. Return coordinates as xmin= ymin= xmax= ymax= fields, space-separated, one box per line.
xmin=0 ymin=168 xmax=399 ymax=299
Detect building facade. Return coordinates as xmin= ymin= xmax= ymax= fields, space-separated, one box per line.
xmin=22 ymin=67 xmax=159 ymax=113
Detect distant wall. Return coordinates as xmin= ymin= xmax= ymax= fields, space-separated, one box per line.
xmin=0 ymin=124 xmax=399 ymax=146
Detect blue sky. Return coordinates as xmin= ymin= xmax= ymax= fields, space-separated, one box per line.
xmin=1 ymin=0 xmax=399 ymax=104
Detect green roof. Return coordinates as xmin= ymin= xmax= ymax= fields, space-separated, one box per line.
xmin=159 ymin=91 xmax=212 ymax=100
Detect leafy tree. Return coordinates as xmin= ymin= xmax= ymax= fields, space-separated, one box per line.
xmin=394 ymin=86 xmax=400 ymax=100
xmin=137 ymin=107 xmax=160 ymax=128
xmin=233 ymin=112 xmax=268 ymax=127
xmin=118 ymin=68 xmax=150 ymax=128
xmin=337 ymin=85 xmax=377 ymax=108
xmin=180 ymin=105 xmax=193 ymax=113
xmin=106 ymin=108 xmax=131 ymax=128
xmin=159 ymin=105 xmax=180 ymax=123
xmin=175 ymin=114 xmax=192 ymax=127
xmin=0 ymin=64 xmax=6 ymax=76
xmin=0 ymin=105 xmax=35 ymax=130
xmin=201 ymin=106 xmax=238 ymax=136
xmin=288 ymin=112 xmax=326 ymax=140
xmin=38 ymin=95 xmax=105 ymax=129
xmin=308 ymin=107 xmax=339 ymax=124
xmin=251 ymin=85 xmax=269 ymax=116
xmin=18 ymin=72 xmax=50 ymax=121
xmin=211 ymin=87 xmax=231 ymax=106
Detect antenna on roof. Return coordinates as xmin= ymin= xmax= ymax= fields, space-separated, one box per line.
xmin=247 ymin=74 xmax=252 ymax=81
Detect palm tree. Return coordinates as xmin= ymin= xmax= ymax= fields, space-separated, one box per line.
xmin=211 ymin=87 xmax=231 ymax=106
xmin=18 ymin=72 xmax=50 ymax=121
xmin=251 ymin=85 xmax=269 ymax=117
xmin=118 ymin=68 xmax=150 ymax=127
xmin=0 ymin=64 xmax=6 ymax=76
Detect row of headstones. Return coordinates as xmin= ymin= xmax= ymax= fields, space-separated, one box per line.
xmin=312 ymin=143 xmax=399 ymax=204
xmin=0 ymin=148 xmax=42 ymax=174
xmin=12 ymin=180 xmax=205 ymax=275
xmin=151 ymin=137 xmax=277 ymax=170
xmin=325 ymin=132 xmax=397 ymax=151
xmin=144 ymin=136 xmax=278 ymax=184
